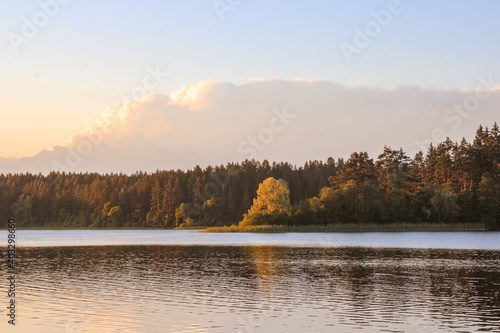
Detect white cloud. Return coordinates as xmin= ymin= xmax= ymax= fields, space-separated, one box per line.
xmin=1 ymin=79 xmax=499 ymax=174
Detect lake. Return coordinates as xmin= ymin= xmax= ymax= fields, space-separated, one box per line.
xmin=2 ymin=230 xmax=500 ymax=332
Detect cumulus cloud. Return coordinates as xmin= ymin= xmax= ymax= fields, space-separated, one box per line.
xmin=2 ymin=79 xmax=500 ymax=174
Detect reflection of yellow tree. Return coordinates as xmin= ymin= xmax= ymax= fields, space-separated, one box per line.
xmin=244 ymin=246 xmax=281 ymax=293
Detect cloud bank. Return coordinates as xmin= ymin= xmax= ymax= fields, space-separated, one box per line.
xmin=2 ymin=78 xmax=500 ymax=174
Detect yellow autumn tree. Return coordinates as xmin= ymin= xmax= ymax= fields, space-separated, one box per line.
xmin=240 ymin=177 xmax=292 ymax=226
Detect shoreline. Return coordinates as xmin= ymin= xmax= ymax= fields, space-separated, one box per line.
xmin=200 ymin=223 xmax=488 ymax=233
xmin=2 ymin=223 xmax=489 ymax=233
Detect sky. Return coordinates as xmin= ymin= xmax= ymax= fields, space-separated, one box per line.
xmin=0 ymin=0 xmax=499 ymax=173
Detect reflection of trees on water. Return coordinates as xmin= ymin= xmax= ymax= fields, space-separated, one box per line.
xmin=18 ymin=246 xmax=500 ymax=331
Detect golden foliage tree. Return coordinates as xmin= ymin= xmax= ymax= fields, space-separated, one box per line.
xmin=240 ymin=177 xmax=292 ymax=226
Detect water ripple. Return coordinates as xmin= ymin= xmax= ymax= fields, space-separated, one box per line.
xmin=2 ymin=245 xmax=500 ymax=332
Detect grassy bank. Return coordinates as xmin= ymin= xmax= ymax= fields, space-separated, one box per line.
xmin=201 ymin=222 xmax=487 ymax=233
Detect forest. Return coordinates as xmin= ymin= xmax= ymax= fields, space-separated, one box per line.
xmin=1 ymin=123 xmax=499 ymax=230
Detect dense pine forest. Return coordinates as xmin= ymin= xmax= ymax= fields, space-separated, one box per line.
xmin=1 ymin=123 xmax=499 ymax=230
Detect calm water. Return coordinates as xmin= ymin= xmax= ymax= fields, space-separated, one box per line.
xmin=10 ymin=229 xmax=500 ymax=249
xmin=1 ymin=231 xmax=500 ymax=332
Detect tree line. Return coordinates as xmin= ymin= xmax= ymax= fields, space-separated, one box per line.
xmin=1 ymin=123 xmax=499 ymax=229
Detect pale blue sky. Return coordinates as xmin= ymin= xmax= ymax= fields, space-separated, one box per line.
xmin=1 ymin=0 xmax=499 ymax=158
